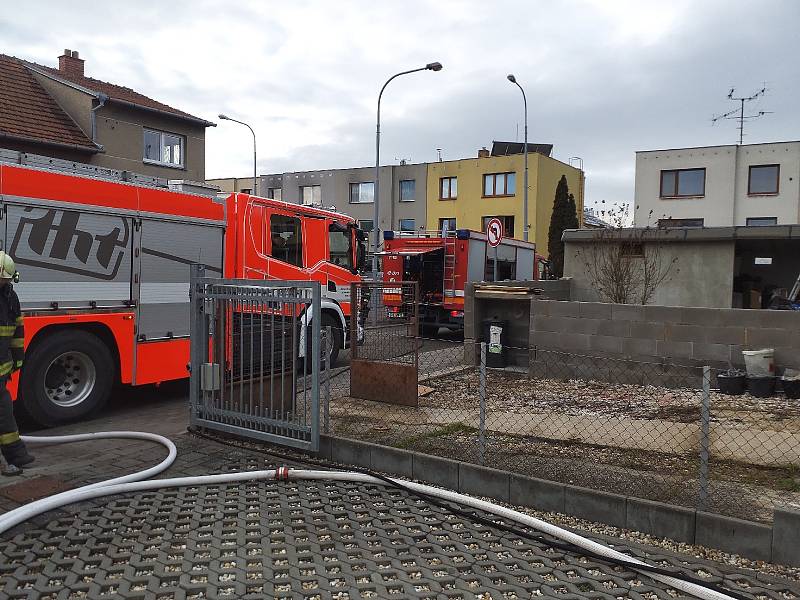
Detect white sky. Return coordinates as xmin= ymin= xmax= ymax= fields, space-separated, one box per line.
xmin=5 ymin=0 xmax=799 ymax=211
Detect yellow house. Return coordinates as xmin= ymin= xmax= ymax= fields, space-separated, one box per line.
xmin=426 ymin=147 xmax=584 ymax=257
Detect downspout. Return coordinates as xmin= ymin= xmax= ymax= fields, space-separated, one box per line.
xmin=91 ymin=93 xmax=109 ymax=145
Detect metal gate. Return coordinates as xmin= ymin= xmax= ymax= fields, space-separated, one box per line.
xmin=189 ymin=265 xmax=321 ymax=451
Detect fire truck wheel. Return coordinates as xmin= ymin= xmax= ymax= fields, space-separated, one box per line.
xmin=20 ymin=330 xmax=114 ymax=427
xmin=321 ymin=314 xmax=342 ymax=367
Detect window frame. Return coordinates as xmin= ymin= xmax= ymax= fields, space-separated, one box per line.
xmin=300 ymin=185 xmax=322 ymax=206
xmin=268 ymin=213 xmax=303 ymax=267
xmin=439 ymin=217 xmax=457 ymax=234
xmin=659 ymin=168 xmax=706 ymax=198
xmin=328 ymin=223 xmax=354 ymax=271
xmin=440 ymin=176 xmax=457 ymax=200
xmin=746 ymin=217 xmax=778 ymax=227
xmin=268 ymin=187 xmax=282 ymax=201
xmin=143 ymin=128 xmax=185 ymax=169
xmin=399 ymin=179 xmax=416 ymax=202
xmin=398 ymin=218 xmax=416 ymax=233
xmin=482 ymin=172 xmax=516 ymax=197
xmin=748 ymin=164 xmax=780 ymax=196
xmin=349 ymin=181 xmax=375 ymax=204
xmin=481 ymin=215 xmax=515 ymax=239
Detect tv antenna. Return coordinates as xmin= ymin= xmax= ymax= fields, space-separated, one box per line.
xmin=711 ymin=87 xmax=771 ymax=144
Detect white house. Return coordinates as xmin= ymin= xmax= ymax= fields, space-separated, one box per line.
xmin=633 ymin=141 xmax=800 ymax=228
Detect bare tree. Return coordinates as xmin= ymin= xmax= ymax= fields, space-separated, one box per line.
xmin=574 ymin=204 xmax=679 ymax=305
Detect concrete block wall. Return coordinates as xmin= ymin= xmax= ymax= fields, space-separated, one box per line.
xmin=317 ymin=435 xmax=800 ymax=567
xmin=530 ymin=300 xmax=800 ymax=371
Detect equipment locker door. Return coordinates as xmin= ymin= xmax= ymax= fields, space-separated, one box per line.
xmin=137 ymin=218 xmax=224 ymax=340
xmin=5 ymin=204 xmax=134 ymax=310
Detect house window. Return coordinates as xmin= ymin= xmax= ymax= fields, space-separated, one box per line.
xmin=482 ymin=216 xmax=514 ymax=239
xmin=483 ymin=172 xmax=516 ymax=197
xmin=301 ymin=185 xmax=321 ymax=205
xmin=269 ymin=214 xmax=303 ymax=267
xmin=439 ymin=218 xmax=457 ymax=234
xmin=659 ymin=168 xmax=705 ymax=197
xmin=748 ymin=164 xmax=779 ymax=195
xmin=746 ymin=217 xmax=778 ymax=226
xmin=143 ymin=128 xmax=184 ymax=168
xmin=399 ymin=180 xmax=415 ymax=202
xmin=440 ymin=176 xmax=457 ymax=199
xmin=399 ymin=219 xmax=416 ymax=233
xmin=268 ymin=188 xmax=282 ymax=201
xmin=241 ymin=188 xmax=252 ymax=194
xmin=658 ymin=218 xmax=704 ymax=228
xmin=349 ymin=182 xmax=374 ymax=204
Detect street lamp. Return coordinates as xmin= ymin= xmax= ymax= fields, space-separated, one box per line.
xmin=507 ymin=74 xmax=529 ymax=241
xmin=219 ymin=113 xmax=258 ymax=196
xmin=372 ymin=62 xmax=443 ymax=275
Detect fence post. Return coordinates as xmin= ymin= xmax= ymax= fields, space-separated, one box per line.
xmin=323 ymin=326 xmax=331 ymax=435
xmin=699 ymin=365 xmax=711 ymax=511
xmin=479 ymin=342 xmax=487 ymax=465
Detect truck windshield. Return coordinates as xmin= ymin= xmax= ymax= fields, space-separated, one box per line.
xmin=329 ymin=224 xmax=353 ymax=270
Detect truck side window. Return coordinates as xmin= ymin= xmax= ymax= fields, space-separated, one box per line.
xmin=270 ymin=214 xmax=303 ymax=267
xmin=329 ymin=225 xmax=353 ymax=270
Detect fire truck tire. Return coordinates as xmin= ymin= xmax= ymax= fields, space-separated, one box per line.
xmin=321 ymin=314 xmax=343 ymax=367
xmin=19 ymin=330 xmax=114 ymax=427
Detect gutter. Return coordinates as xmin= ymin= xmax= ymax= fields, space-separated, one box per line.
xmin=91 ymin=93 xmax=108 ymax=144
xmin=107 ymin=98 xmax=217 ymax=128
xmin=0 ymin=132 xmax=99 ymax=154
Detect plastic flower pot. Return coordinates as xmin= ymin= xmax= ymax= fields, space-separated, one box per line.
xmin=782 ymin=378 xmax=800 ymax=400
xmin=717 ymin=373 xmax=746 ymax=396
xmin=747 ymin=375 xmax=776 ymax=398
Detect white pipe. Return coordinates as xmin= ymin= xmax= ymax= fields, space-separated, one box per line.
xmin=0 ymin=435 xmax=736 ymax=600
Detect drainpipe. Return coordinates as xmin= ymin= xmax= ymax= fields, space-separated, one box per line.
xmin=91 ymin=93 xmax=109 ymax=144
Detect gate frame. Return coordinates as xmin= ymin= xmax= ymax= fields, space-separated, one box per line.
xmin=189 ymin=264 xmax=321 ymax=451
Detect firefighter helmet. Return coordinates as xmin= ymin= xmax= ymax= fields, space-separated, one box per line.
xmin=0 ymin=252 xmax=18 ymax=282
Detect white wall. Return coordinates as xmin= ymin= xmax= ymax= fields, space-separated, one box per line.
xmin=634 ymin=142 xmax=800 ymax=227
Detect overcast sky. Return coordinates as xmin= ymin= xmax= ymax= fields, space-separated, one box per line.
xmin=5 ymin=1 xmax=799 ymax=209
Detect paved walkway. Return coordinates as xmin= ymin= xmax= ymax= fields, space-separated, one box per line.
xmin=1 ymin=392 xmax=798 ymax=599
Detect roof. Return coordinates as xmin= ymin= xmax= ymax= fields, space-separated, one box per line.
xmin=0 ymin=54 xmax=97 ymax=151
xmin=635 ymin=140 xmax=800 ymax=154
xmin=27 ymin=60 xmax=214 ymax=126
xmin=491 ymin=141 xmax=553 ymax=157
xmin=563 ymin=224 xmax=800 ymax=243
xmin=583 ymin=208 xmax=611 ymax=228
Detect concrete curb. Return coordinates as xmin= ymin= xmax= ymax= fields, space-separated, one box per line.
xmin=317 ymin=434 xmax=794 ymax=566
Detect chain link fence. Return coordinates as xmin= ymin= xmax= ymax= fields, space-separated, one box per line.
xmin=320 ymin=330 xmax=800 ymax=524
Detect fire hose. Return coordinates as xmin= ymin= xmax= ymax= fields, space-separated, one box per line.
xmin=0 ymin=432 xmax=746 ymax=600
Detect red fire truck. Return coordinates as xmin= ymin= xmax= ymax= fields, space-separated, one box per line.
xmin=0 ymin=151 xmax=365 ymax=425
xmin=382 ymin=229 xmax=548 ymax=335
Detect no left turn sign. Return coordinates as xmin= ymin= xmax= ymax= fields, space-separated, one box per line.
xmin=486 ymin=218 xmax=503 ymax=247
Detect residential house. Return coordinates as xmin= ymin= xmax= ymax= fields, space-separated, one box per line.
xmin=633 ymin=141 xmax=800 ymax=228
xmin=0 ymin=49 xmax=214 ymax=181
xmin=426 ymin=142 xmax=584 ymax=256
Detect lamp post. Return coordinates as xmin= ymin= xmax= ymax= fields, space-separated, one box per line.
xmin=372 ymin=62 xmax=443 ymax=276
xmin=507 ymin=74 xmax=528 ymax=241
xmin=219 ymin=114 xmax=258 ymax=197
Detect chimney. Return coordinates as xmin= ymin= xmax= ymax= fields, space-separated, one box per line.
xmin=477 ymin=147 xmax=490 ymax=158
xmin=58 ymin=49 xmax=85 ymax=78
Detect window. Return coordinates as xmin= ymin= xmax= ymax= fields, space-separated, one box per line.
xmin=328 ymin=224 xmax=353 ymax=270
xmin=748 ymin=164 xmax=779 ymax=195
xmin=349 ymin=182 xmax=374 ymax=204
xmin=483 ymin=172 xmax=516 ymax=197
xmin=301 ymin=185 xmax=321 ymax=206
xmin=399 ymin=219 xmax=416 ymax=233
xmin=439 ymin=218 xmax=457 ymax=234
xmin=241 ymin=188 xmax=252 ymax=194
xmin=440 ymin=176 xmax=457 ymax=199
xmin=659 ymin=168 xmax=705 ymax=197
xmin=358 ymin=219 xmax=374 ymax=233
xmin=746 ymin=217 xmax=778 ymax=227
xmin=399 ymin=180 xmax=415 ymax=202
xmin=268 ymin=188 xmax=282 ymax=201
xmin=143 ymin=128 xmax=184 ymax=167
xmin=485 ymin=243 xmax=517 ymax=281
xmin=269 ymin=214 xmax=303 ymax=267
xmin=482 ymin=216 xmax=515 ymax=239
xmin=658 ymin=218 xmax=704 ymax=228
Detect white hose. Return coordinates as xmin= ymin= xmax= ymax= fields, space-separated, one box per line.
xmin=0 ymin=433 xmax=735 ymax=600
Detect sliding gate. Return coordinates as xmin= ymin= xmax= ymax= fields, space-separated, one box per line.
xmin=189 ymin=265 xmax=321 ymax=451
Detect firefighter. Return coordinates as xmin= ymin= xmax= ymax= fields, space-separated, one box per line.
xmin=0 ymin=251 xmax=33 ymax=474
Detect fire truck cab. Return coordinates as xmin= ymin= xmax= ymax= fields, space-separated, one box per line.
xmin=382 ymin=229 xmax=541 ymax=336
xmin=0 ymin=150 xmax=365 ymax=426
